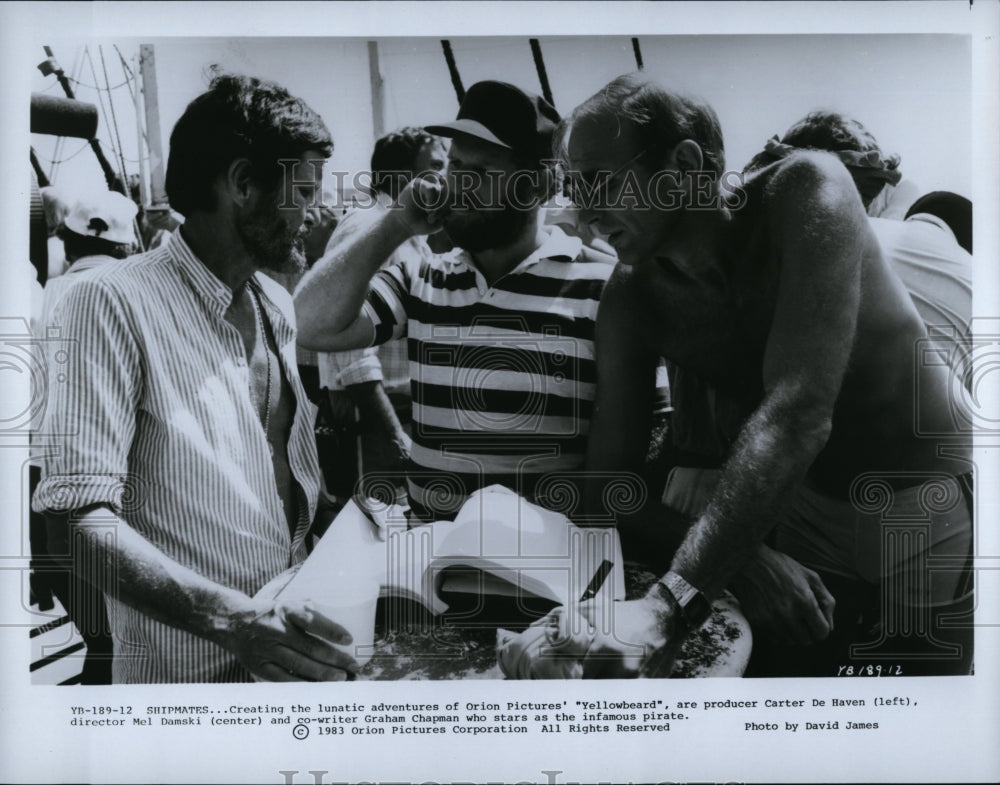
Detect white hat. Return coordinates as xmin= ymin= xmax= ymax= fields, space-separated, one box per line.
xmin=64 ymin=191 xmax=138 ymax=245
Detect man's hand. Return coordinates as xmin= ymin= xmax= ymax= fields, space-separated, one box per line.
xmin=346 ymin=381 xmax=411 ymax=470
xmin=394 ymin=173 xmax=449 ymax=237
xmin=303 ymin=204 xmax=341 ymax=264
xmin=732 ymin=544 xmax=835 ymax=646
xmin=581 ymin=590 xmax=683 ymax=678
xmin=220 ymin=597 xmax=361 ymax=682
xmin=388 ymin=430 xmax=412 ymax=468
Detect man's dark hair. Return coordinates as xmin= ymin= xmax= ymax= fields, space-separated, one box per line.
xmin=165 ymin=73 xmax=333 ymax=217
xmin=906 ymin=191 xmax=973 ymax=254
xmin=558 ymin=72 xmax=726 ymax=179
xmin=61 ymin=228 xmax=133 ymax=263
xmin=370 ymin=127 xmax=440 ymax=199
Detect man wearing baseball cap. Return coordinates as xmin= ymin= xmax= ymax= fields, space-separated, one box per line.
xmin=39 ymin=190 xmax=139 ymax=336
xmin=62 ymin=190 xmax=138 ymax=261
xmin=296 ymin=81 xmax=615 ymax=522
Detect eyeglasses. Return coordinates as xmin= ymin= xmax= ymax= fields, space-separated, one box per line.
xmin=563 ymin=148 xmax=652 ymax=209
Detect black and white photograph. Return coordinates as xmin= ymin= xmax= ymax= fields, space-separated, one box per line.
xmin=2 ymin=2 xmax=998 ymax=783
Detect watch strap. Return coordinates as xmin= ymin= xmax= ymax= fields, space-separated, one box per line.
xmin=658 ymin=571 xmax=711 ymax=632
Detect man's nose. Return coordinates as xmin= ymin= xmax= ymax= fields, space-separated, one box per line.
xmin=581 ymin=209 xmax=611 ymax=236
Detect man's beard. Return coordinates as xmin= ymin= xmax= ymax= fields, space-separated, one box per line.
xmin=443 ymin=203 xmax=533 ymax=253
xmin=236 ymin=198 xmax=308 ymax=275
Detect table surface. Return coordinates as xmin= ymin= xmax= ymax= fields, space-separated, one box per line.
xmin=359 ymin=563 xmax=751 ymax=680
xmin=263 ymin=501 xmax=753 ymax=680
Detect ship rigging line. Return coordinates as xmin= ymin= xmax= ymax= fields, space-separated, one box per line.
xmin=100 ymin=45 xmax=131 ymax=192
xmin=529 ymin=39 xmax=555 ymax=108
xmin=84 ymin=46 xmax=123 ymax=185
xmin=440 ymin=40 xmax=465 ymax=105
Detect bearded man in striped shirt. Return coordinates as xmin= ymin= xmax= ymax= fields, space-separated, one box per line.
xmin=296 ymin=81 xmax=616 ymax=522
xmin=33 ymin=74 xmax=359 ymax=683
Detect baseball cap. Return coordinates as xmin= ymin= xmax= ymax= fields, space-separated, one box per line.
xmin=425 ymin=81 xmax=560 ymax=165
xmin=64 ymin=190 xmax=138 ymax=245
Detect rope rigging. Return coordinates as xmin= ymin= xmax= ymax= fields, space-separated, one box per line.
xmin=34 ymin=140 xmax=92 ymax=167
xmin=440 ymin=40 xmax=465 ymax=105
xmin=528 ymin=39 xmax=555 ymax=108
xmin=99 ymin=45 xmax=131 ymax=190
xmin=632 ymin=37 xmax=644 ymax=70
xmin=65 ymin=74 xmax=132 ymax=92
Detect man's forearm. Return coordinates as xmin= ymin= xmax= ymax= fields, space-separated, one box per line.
xmin=294 ymin=207 xmax=413 ymax=348
xmin=50 ymin=507 xmax=254 ymax=646
xmin=346 ymin=380 xmax=407 ymax=442
xmin=668 ymin=394 xmax=832 ymax=600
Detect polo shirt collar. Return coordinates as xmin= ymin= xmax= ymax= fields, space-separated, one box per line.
xmin=440 ymin=225 xmax=582 ymax=272
xmin=907 ymin=212 xmax=958 ymax=242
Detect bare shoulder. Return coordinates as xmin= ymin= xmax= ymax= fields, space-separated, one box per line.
xmin=595 ymin=263 xmax=658 ymax=358
xmin=600 ymin=263 xmax=643 ymax=320
xmin=761 ymin=149 xmax=856 ymax=194
xmin=753 ymin=151 xmax=875 ymax=253
xmin=765 ymin=150 xmax=862 ymax=212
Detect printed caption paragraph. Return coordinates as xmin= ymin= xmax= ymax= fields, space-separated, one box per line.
xmin=65 ymin=695 xmax=916 ymax=737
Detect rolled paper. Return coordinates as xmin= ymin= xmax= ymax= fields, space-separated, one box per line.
xmin=497 ymin=605 xmax=594 ymax=679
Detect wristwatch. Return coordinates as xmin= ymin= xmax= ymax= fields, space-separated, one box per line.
xmin=657 ymin=571 xmax=712 ymax=633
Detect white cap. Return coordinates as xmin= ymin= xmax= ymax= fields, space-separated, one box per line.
xmin=64 ymin=191 xmax=138 ymax=245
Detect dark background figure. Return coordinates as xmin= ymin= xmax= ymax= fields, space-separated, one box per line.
xmin=311 ymin=127 xmax=446 ymax=508
xmin=905 ymin=190 xmax=972 ymax=254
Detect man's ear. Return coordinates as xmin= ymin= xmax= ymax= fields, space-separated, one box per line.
xmin=672 ymin=140 xmax=704 ymax=175
xmin=225 ymin=158 xmax=256 ymax=207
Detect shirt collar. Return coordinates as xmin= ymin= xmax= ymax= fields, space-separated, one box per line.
xmin=906 ymin=212 xmax=957 ymax=242
xmin=168 ymin=229 xmax=291 ymax=340
xmin=441 ymin=225 xmax=582 ymax=271
xmin=168 ymin=228 xmax=236 ymax=317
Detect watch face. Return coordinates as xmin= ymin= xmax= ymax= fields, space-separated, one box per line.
xmin=663 ymin=573 xmax=711 ymax=630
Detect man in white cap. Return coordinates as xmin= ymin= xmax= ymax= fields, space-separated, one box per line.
xmin=40 ymin=190 xmax=138 ymax=326
xmin=63 ymin=189 xmax=138 ymax=256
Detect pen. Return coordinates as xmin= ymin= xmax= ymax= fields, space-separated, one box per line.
xmin=578 ymin=559 xmax=614 ymax=602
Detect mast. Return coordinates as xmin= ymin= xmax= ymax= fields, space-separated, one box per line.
xmin=368 ymin=41 xmax=386 ymax=140
xmin=139 ymin=44 xmax=168 ymax=207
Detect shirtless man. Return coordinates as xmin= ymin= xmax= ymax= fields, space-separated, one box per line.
xmin=564 ymin=74 xmax=973 ymax=677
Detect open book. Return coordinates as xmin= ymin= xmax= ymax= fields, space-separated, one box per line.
xmin=270 ymin=485 xmax=625 ymax=617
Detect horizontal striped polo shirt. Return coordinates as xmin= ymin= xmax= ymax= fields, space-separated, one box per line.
xmin=362 ymin=226 xmax=614 ymax=520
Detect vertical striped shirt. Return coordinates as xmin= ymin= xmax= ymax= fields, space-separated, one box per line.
xmin=362 ymin=226 xmax=614 ymax=520
xmin=32 ymin=230 xmax=321 ymax=683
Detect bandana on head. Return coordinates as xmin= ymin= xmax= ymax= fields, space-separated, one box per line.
xmin=763 ymin=135 xmax=902 ymax=186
